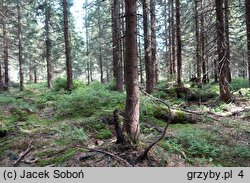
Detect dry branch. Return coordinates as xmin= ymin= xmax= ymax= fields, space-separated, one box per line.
xmin=13 ymin=142 xmax=34 ymax=167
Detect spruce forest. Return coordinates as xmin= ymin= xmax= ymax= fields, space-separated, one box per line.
xmin=0 ymin=0 xmax=249 ymax=167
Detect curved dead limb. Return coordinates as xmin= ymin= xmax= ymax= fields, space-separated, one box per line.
xmin=138 ymin=88 xmax=173 ymax=160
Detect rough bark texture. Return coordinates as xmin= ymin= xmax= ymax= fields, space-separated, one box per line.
xmin=98 ymin=1 xmax=104 ymax=84
xmin=63 ymin=0 xmax=73 ymax=91
xmin=45 ymin=0 xmax=52 ymax=89
xmin=171 ymin=0 xmax=176 ymax=74
xmin=200 ymin=0 xmax=206 ymax=84
xmin=246 ymin=0 xmax=250 ymax=87
xmin=124 ymin=0 xmax=140 ymax=143
xmin=113 ymin=109 xmax=124 ymax=144
xmin=224 ymin=0 xmax=231 ymax=83
xmin=18 ymin=1 xmax=24 ymax=91
xmin=3 ymin=7 xmax=9 ymax=89
xmin=168 ymin=0 xmax=173 ymax=79
xmin=195 ymin=0 xmax=202 ymax=84
xmin=176 ymin=0 xmax=182 ymax=86
xmin=112 ymin=0 xmax=124 ymax=92
xmin=215 ymin=0 xmax=231 ymax=101
xmin=142 ymin=0 xmax=152 ymax=93
xmin=150 ymin=0 xmax=157 ymax=88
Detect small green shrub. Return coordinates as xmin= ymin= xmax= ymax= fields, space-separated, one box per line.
xmin=10 ymin=108 xmax=28 ymax=121
xmin=52 ymin=77 xmax=84 ymax=91
xmin=96 ymin=129 xmax=112 ymax=139
xmin=57 ymin=83 xmax=125 ymax=117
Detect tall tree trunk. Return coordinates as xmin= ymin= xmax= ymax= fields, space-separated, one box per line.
xmin=112 ymin=0 xmax=124 ymax=92
xmin=215 ymin=0 xmax=231 ymax=101
xmin=176 ymin=0 xmax=182 ymax=86
xmin=45 ymin=0 xmax=52 ymax=88
xmin=98 ymin=1 xmax=104 ymax=83
xmin=171 ymin=0 xmax=176 ymax=74
xmin=138 ymin=32 xmax=143 ymax=84
xmin=150 ymin=0 xmax=157 ymax=86
xmin=224 ymin=0 xmax=231 ymax=83
xmin=195 ymin=0 xmax=201 ymax=84
xmin=3 ymin=6 xmax=9 ymax=89
xmin=63 ymin=0 xmax=73 ymax=91
xmin=124 ymin=0 xmax=140 ymax=142
xmin=168 ymin=0 xmax=173 ymax=79
xmin=18 ymin=1 xmax=24 ymax=91
xmin=245 ymin=0 xmax=250 ymax=87
xmin=142 ymin=0 xmax=152 ymax=93
xmin=200 ymin=0 xmax=206 ymax=84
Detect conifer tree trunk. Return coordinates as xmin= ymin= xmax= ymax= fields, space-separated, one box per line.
xmin=168 ymin=0 xmax=173 ymax=79
xmin=98 ymin=1 xmax=104 ymax=84
xmin=171 ymin=0 xmax=176 ymax=75
xmin=245 ymin=0 xmax=250 ymax=87
xmin=176 ymin=0 xmax=182 ymax=86
xmin=112 ymin=0 xmax=124 ymax=92
xmin=18 ymin=1 xmax=24 ymax=91
xmin=224 ymin=0 xmax=231 ymax=83
xmin=150 ymin=0 xmax=157 ymax=87
xmin=195 ymin=0 xmax=201 ymax=84
xmin=63 ymin=0 xmax=73 ymax=91
xmin=215 ymin=0 xmax=231 ymax=101
xmin=3 ymin=6 xmax=9 ymax=89
xmin=124 ymin=0 xmax=140 ymax=142
xmin=45 ymin=0 xmax=52 ymax=88
xmin=142 ymin=0 xmax=152 ymax=93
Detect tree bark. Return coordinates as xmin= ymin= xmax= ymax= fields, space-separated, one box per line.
xmin=124 ymin=0 xmax=140 ymax=143
xmin=215 ymin=0 xmax=231 ymax=101
xmin=224 ymin=0 xmax=231 ymax=83
xmin=18 ymin=1 xmax=24 ymax=91
xmin=150 ymin=0 xmax=157 ymax=86
xmin=171 ymin=0 xmax=176 ymax=74
xmin=168 ymin=0 xmax=173 ymax=79
xmin=245 ymin=0 xmax=250 ymax=87
xmin=98 ymin=1 xmax=104 ymax=84
xmin=112 ymin=0 xmax=124 ymax=92
xmin=142 ymin=0 xmax=152 ymax=93
xmin=176 ymin=0 xmax=182 ymax=86
xmin=45 ymin=0 xmax=52 ymax=88
xmin=3 ymin=5 xmax=9 ymax=89
xmin=195 ymin=0 xmax=202 ymax=84
xmin=63 ymin=0 xmax=73 ymax=91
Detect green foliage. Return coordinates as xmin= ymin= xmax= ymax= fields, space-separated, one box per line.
xmin=231 ymin=78 xmax=249 ymax=91
xmin=10 ymin=108 xmax=28 ymax=121
xmin=96 ymin=129 xmax=112 ymax=139
xmin=52 ymin=77 xmax=84 ymax=91
xmin=57 ymin=82 xmax=125 ymax=117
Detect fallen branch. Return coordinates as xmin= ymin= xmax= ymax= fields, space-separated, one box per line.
xmin=138 ymin=88 xmax=173 ymax=160
xmin=76 ymin=146 xmax=132 ymax=167
xmin=138 ymin=121 xmax=171 ymax=160
xmin=13 ymin=142 xmax=34 ymax=167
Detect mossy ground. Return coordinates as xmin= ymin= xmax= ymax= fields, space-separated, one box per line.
xmin=0 ymin=80 xmax=249 ymax=167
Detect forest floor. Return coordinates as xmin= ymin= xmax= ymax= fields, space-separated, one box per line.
xmin=0 ymin=78 xmax=250 ymax=167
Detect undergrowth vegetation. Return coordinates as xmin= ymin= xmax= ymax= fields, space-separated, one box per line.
xmin=0 ymin=78 xmax=249 ymax=167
